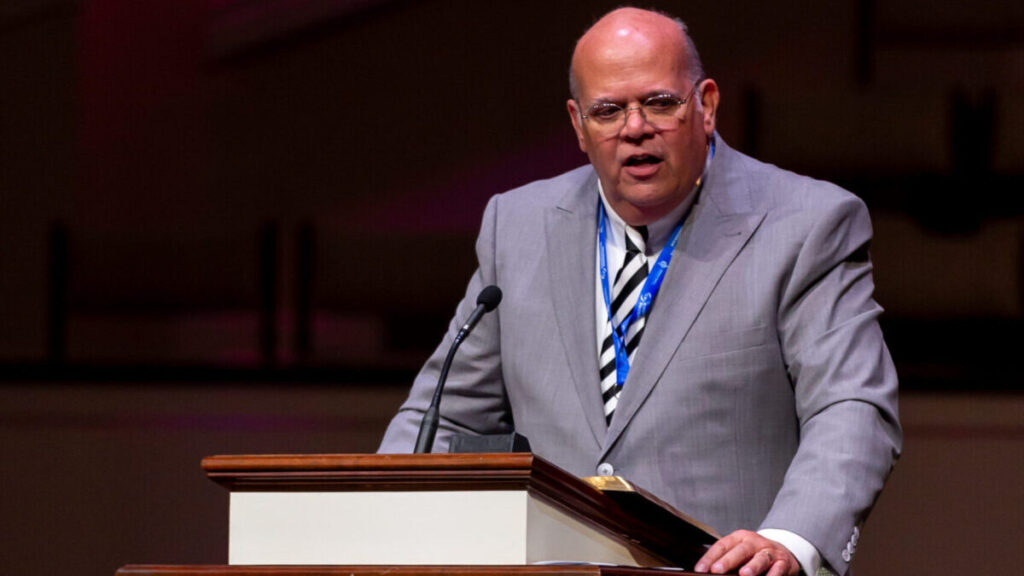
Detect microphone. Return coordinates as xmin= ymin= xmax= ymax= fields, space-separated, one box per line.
xmin=413 ymin=285 xmax=502 ymax=454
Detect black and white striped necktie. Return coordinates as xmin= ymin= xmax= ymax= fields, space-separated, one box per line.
xmin=599 ymin=224 xmax=649 ymax=423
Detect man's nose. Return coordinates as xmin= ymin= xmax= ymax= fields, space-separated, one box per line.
xmin=621 ymin=105 xmax=654 ymax=138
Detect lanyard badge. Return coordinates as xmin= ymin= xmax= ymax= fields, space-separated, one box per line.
xmin=598 ymin=203 xmax=684 ymax=388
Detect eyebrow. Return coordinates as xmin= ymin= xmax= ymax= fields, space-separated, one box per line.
xmin=587 ymin=90 xmax=682 ymax=106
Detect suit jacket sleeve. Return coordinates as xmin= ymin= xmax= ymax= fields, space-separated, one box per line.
xmin=760 ymin=191 xmax=902 ymax=574
xmin=378 ymin=194 xmax=512 ymax=453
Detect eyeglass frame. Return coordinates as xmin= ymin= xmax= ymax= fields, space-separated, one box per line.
xmin=576 ymin=80 xmax=703 ymax=133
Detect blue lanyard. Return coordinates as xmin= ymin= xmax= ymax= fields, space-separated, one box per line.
xmin=598 ymin=139 xmax=714 ymax=389
xmin=598 ymin=202 xmax=684 ymax=388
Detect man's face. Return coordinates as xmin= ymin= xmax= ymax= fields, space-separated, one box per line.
xmin=567 ymin=15 xmax=718 ymax=226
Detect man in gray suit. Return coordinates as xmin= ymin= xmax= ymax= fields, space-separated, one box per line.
xmin=379 ymin=8 xmax=901 ymax=576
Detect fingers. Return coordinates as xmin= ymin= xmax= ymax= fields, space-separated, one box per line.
xmin=694 ymin=530 xmax=799 ymax=576
xmin=765 ymin=557 xmax=789 ymax=576
xmin=695 ymin=529 xmax=755 ymax=574
xmin=738 ymin=549 xmax=776 ymax=576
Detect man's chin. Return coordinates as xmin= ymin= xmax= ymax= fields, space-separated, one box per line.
xmin=608 ymin=189 xmax=686 ymax=225
xmin=618 ymin=185 xmax=681 ymax=210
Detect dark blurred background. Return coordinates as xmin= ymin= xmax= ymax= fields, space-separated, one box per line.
xmin=1 ymin=1 xmax=1021 ymax=575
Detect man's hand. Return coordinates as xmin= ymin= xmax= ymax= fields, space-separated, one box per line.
xmin=694 ymin=530 xmax=800 ymax=576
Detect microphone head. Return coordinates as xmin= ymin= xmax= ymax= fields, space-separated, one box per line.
xmin=477 ymin=285 xmax=503 ymax=312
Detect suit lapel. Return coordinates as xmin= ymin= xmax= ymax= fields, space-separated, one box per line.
xmin=601 ymin=140 xmax=768 ymax=454
xmin=545 ymin=171 xmax=607 ymax=446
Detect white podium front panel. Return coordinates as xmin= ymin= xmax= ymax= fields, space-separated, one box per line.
xmin=228 ymin=490 xmax=639 ymax=566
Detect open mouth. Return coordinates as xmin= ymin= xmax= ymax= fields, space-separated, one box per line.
xmin=624 ymin=154 xmax=663 ymax=167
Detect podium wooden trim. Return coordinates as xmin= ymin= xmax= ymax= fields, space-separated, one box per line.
xmin=203 ymin=453 xmax=588 ymax=491
xmin=201 ymin=453 xmax=713 ymax=568
xmin=117 ymin=565 xmax=702 ymax=576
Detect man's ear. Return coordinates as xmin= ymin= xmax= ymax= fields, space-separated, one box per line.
xmin=567 ymin=99 xmax=588 ymax=153
xmin=698 ymin=79 xmax=720 ymax=137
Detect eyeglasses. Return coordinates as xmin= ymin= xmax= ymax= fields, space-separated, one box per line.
xmin=578 ymin=82 xmax=700 ymax=138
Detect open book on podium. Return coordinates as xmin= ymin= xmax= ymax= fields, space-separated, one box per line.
xmin=198 ymin=452 xmax=718 ymax=569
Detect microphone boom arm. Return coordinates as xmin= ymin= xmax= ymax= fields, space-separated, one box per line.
xmin=413 ymin=286 xmax=502 ymax=454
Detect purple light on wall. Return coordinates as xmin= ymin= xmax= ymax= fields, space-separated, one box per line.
xmin=207 ymin=0 xmax=401 ymax=58
xmin=349 ymin=129 xmax=584 ymax=235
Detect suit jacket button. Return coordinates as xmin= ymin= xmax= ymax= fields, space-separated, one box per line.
xmin=841 ymin=549 xmax=852 ymax=563
xmin=597 ymin=462 xmax=615 ymax=476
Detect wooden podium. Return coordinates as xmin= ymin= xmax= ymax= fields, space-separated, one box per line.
xmin=116 ymin=453 xmax=717 ymax=576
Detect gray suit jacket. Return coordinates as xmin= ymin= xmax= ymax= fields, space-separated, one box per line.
xmin=379 ymin=138 xmax=901 ymax=575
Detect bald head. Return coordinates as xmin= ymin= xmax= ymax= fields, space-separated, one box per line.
xmin=569 ymin=7 xmax=704 ymax=100
xmin=564 ymin=6 xmax=719 ymax=226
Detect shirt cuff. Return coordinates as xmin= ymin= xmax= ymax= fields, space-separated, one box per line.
xmin=757 ymin=528 xmax=821 ymax=576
